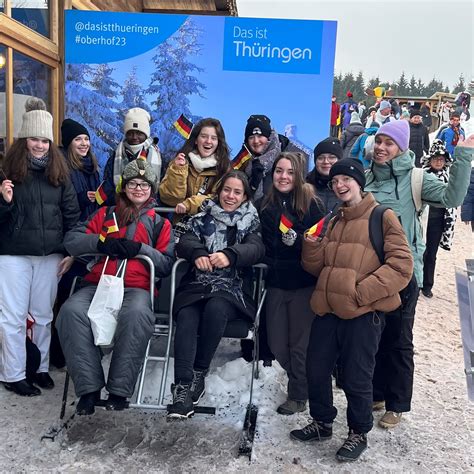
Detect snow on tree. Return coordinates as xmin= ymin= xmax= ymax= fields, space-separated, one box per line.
xmin=119 ymin=66 xmax=149 ymax=120
xmin=452 ymin=74 xmax=466 ymax=94
xmin=146 ymin=18 xmax=206 ymax=165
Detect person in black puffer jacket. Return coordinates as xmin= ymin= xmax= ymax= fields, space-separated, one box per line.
xmin=408 ymin=109 xmax=430 ymax=168
xmin=306 ymin=137 xmax=342 ymax=213
xmin=258 ymin=152 xmax=325 ymax=415
xmin=340 ymin=112 xmax=365 ymax=159
xmin=0 ymin=98 xmax=80 ymax=397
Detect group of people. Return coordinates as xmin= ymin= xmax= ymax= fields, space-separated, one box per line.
xmin=0 ymin=96 xmax=473 ymax=463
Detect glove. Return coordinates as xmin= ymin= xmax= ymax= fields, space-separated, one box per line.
xmin=281 ymin=228 xmax=297 ymax=246
xmin=249 ymin=159 xmax=265 ymax=191
xmin=97 ymin=237 xmax=141 ymax=259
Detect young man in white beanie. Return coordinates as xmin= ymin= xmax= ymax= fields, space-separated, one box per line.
xmin=101 ymin=107 xmax=161 ymax=206
xmin=366 ymin=100 xmax=395 ymax=128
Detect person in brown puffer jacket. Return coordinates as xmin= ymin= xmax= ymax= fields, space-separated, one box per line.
xmin=289 ymin=158 xmax=413 ymax=463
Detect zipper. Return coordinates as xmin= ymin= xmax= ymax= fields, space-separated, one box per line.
xmin=38 ymin=175 xmax=46 ymax=255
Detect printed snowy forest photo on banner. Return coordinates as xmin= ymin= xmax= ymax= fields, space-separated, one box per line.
xmin=64 ymin=10 xmax=337 ymax=171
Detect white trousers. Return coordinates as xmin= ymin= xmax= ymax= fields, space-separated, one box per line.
xmin=0 ymin=254 xmax=62 ymax=382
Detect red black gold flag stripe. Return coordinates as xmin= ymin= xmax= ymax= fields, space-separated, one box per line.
xmin=232 ymin=145 xmax=253 ymax=170
xmin=99 ymin=212 xmax=119 ymax=242
xmin=95 ymin=182 xmax=107 ymax=205
xmin=173 ymin=114 xmax=193 ymax=139
xmin=279 ymin=214 xmax=293 ymax=234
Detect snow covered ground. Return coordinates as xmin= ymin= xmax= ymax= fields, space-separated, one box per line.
xmin=0 ymin=217 xmax=473 ymax=472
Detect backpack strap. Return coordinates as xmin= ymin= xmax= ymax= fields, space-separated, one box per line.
xmin=410 ymin=167 xmax=424 ymax=214
xmin=369 ymin=205 xmax=391 ymax=265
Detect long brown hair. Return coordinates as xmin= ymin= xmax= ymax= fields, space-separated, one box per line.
xmin=3 ymin=138 xmax=69 ymax=186
xmin=67 ymin=144 xmax=98 ymax=173
xmin=115 ymin=189 xmax=154 ymax=228
xmin=262 ymin=152 xmax=318 ymax=219
xmin=179 ymin=117 xmax=231 ymax=179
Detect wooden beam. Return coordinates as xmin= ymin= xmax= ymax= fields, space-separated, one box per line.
xmin=88 ymin=0 xmax=143 ymax=11
xmin=0 ymin=14 xmax=59 ymax=67
xmin=71 ymin=0 xmax=101 ymax=11
xmin=5 ymin=47 xmax=13 ymax=147
xmin=143 ymin=0 xmax=216 ymax=11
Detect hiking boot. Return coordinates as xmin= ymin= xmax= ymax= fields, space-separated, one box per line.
xmin=372 ymin=400 xmax=385 ymax=411
xmin=34 ymin=372 xmax=55 ymax=389
xmin=336 ymin=430 xmax=367 ymax=462
xmin=105 ymin=393 xmax=128 ymax=411
xmin=421 ymin=288 xmax=433 ymax=298
xmin=167 ymin=383 xmax=194 ymax=420
xmin=190 ymin=369 xmax=207 ymax=405
xmin=379 ymin=411 xmax=403 ymax=429
xmin=277 ymin=399 xmax=307 ymax=415
xmin=290 ymin=420 xmax=333 ymax=442
xmin=3 ymin=379 xmax=41 ymax=397
xmin=76 ymin=391 xmax=100 ymax=416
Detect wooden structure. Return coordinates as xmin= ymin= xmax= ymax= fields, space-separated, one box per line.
xmin=0 ymin=0 xmax=238 ymax=153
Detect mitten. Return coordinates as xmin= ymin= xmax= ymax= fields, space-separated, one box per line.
xmin=116 ymin=239 xmax=142 ymax=259
xmin=281 ymin=228 xmax=297 ymax=246
xmin=249 ymin=159 xmax=265 ymax=191
xmin=97 ymin=236 xmax=122 ymax=257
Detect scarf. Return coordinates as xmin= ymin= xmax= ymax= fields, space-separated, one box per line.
xmin=451 ymin=125 xmax=461 ymax=147
xmin=421 ymin=159 xmax=456 ymax=250
xmin=188 ymin=151 xmax=217 ymax=172
xmin=113 ymin=137 xmax=162 ymax=186
xmin=28 ymin=153 xmax=49 ymax=169
xmin=189 ymin=199 xmax=260 ymax=306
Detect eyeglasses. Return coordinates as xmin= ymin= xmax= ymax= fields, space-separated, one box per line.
xmin=316 ymin=155 xmax=338 ymax=163
xmin=430 ymin=157 xmax=446 ymax=162
xmin=126 ymin=181 xmax=151 ymax=190
xmin=328 ymin=176 xmax=354 ymax=190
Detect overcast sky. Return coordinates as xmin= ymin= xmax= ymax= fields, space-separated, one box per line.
xmin=236 ymin=0 xmax=473 ymax=90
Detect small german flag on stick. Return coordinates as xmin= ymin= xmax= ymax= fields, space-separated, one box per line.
xmin=95 ymin=182 xmax=108 ymax=206
xmin=279 ymin=214 xmax=293 ymax=234
xmin=173 ymin=114 xmax=193 ymax=139
xmin=99 ymin=212 xmax=119 ymax=242
xmin=232 ymin=145 xmax=253 ymax=170
xmin=305 ymin=211 xmax=333 ymax=239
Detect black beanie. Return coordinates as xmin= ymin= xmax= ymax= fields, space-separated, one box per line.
xmin=61 ymin=119 xmax=90 ymax=150
xmin=244 ymin=115 xmax=272 ymax=142
xmin=409 ymin=108 xmax=422 ymax=118
xmin=313 ymin=137 xmax=343 ymax=162
xmin=329 ymin=158 xmax=366 ymax=189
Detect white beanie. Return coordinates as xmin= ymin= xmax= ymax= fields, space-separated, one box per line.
xmin=350 ymin=111 xmax=362 ymax=124
xmin=17 ymin=97 xmax=54 ymax=141
xmin=123 ymin=107 xmax=151 ymax=138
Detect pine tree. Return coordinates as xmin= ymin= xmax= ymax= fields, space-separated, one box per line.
xmin=146 ymin=18 xmax=206 ymax=164
xmin=396 ymin=72 xmax=409 ymax=96
xmin=408 ymin=75 xmax=418 ymax=95
xmin=452 ymin=74 xmax=466 ymax=94
xmin=120 ymin=66 xmax=148 ymax=119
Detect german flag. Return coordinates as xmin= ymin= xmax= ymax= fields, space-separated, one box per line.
xmin=95 ymin=182 xmax=107 ymax=206
xmin=99 ymin=212 xmax=119 ymax=242
xmin=305 ymin=212 xmax=332 ymax=239
xmin=232 ymin=145 xmax=252 ymax=170
xmin=279 ymin=214 xmax=293 ymax=234
xmin=173 ymin=114 xmax=193 ymax=139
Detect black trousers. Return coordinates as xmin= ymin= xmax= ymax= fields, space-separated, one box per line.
xmin=372 ymin=275 xmax=419 ymax=412
xmin=174 ymin=297 xmax=239 ymax=384
xmin=330 ymin=125 xmax=339 ymax=138
xmin=423 ymin=211 xmax=445 ymax=291
xmin=306 ymin=312 xmax=385 ymax=434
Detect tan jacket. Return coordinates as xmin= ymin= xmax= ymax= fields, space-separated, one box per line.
xmin=302 ymin=193 xmax=413 ymax=319
xmin=159 ymin=161 xmax=219 ymax=215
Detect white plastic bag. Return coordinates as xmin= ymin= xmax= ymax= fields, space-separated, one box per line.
xmin=87 ymin=257 xmax=127 ymax=346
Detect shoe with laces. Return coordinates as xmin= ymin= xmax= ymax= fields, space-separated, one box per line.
xmin=190 ymin=369 xmax=207 ymax=405
xmin=167 ymin=383 xmax=194 ymax=420
xmin=105 ymin=393 xmax=128 ymax=411
xmin=379 ymin=410 xmax=403 ymax=429
xmin=372 ymin=400 xmax=385 ymax=411
xmin=336 ymin=430 xmax=367 ymax=462
xmin=290 ymin=419 xmax=333 ymax=442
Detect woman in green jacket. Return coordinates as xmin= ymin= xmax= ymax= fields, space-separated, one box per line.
xmin=364 ymin=119 xmax=473 ymax=429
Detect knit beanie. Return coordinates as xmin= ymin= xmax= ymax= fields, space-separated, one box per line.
xmin=122 ymin=158 xmax=158 ymax=193
xmin=313 ymin=137 xmax=343 ymax=162
xmin=329 ymin=158 xmax=366 ymax=189
xmin=428 ymin=139 xmax=452 ymax=162
xmin=409 ymin=108 xmax=422 ymax=118
xmin=244 ymin=115 xmax=272 ymax=141
xmin=17 ymin=97 xmax=53 ymax=141
xmin=346 ymin=91 xmax=353 ymax=98
xmin=123 ymin=107 xmax=151 ymax=138
xmin=379 ymin=100 xmax=391 ymax=111
xmin=375 ymin=120 xmax=410 ymax=152
xmin=350 ymin=112 xmax=362 ymax=124
xmin=61 ymin=119 xmax=90 ymax=150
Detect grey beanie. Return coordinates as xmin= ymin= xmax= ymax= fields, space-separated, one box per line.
xmin=17 ymin=97 xmax=54 ymax=141
xmin=122 ymin=159 xmax=158 ymax=193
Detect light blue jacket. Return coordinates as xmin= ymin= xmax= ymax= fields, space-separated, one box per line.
xmin=365 ymin=146 xmax=472 ymax=285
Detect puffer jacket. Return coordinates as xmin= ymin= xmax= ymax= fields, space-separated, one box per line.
xmin=302 ymin=193 xmax=413 ymax=319
xmin=461 ymin=166 xmax=474 ymax=223
xmin=365 ymin=145 xmax=472 ymax=285
xmin=63 ymin=200 xmax=175 ymax=291
xmin=0 ymin=166 xmax=80 ymax=256
xmin=159 ymin=159 xmax=219 ymax=215
xmin=340 ymin=122 xmax=365 ymax=159
xmin=408 ymin=122 xmax=430 ymax=166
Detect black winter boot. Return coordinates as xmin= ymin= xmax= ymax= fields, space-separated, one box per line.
xmin=76 ymin=391 xmax=100 ymax=415
xmin=167 ymin=383 xmax=194 ymax=420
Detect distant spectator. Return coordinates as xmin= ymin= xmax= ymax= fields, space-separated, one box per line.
xmin=339 ymin=92 xmax=359 ymax=131
xmin=330 ymin=95 xmax=341 ymax=138
xmin=408 ymin=109 xmax=430 ymax=168
xmin=340 ymin=112 xmax=365 ymax=159
xmin=366 ymin=100 xmax=395 ymax=128
xmin=420 ymin=102 xmax=433 ymax=131
xmin=437 ymin=112 xmax=465 ymax=157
